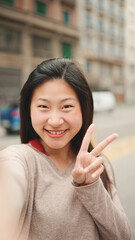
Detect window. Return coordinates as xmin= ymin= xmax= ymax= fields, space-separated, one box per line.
xmin=32 ymin=35 xmax=52 ymax=58
xmin=98 ymin=41 xmax=104 ymax=56
xmin=85 ymin=0 xmax=92 ymax=6
xmin=62 ymin=42 xmax=72 ymax=59
xmin=99 ymin=63 xmax=104 ymax=75
xmin=83 ymin=36 xmax=91 ymax=47
xmin=35 ymin=1 xmax=47 ymax=16
xmin=119 ymin=46 xmax=124 ymax=58
xmin=0 ymin=26 xmax=21 ymax=53
xmin=85 ymin=14 xmax=92 ymax=28
xmin=119 ymin=28 xmax=124 ymax=42
xmin=119 ymin=8 xmax=124 ymax=22
xmin=98 ymin=0 xmax=104 ymax=11
xmin=63 ymin=11 xmax=70 ymax=24
xmin=109 ymin=23 xmax=115 ymax=39
xmin=0 ymin=0 xmax=14 ymax=5
xmin=85 ymin=60 xmax=91 ymax=73
xmin=0 ymin=67 xmax=21 ymax=104
xmin=109 ymin=2 xmax=114 ymax=17
xmin=109 ymin=44 xmax=115 ymax=58
xmin=99 ymin=19 xmax=104 ymax=33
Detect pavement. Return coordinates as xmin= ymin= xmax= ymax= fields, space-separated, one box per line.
xmin=0 ymin=126 xmax=5 ymax=137
xmin=0 ymin=126 xmax=6 ymax=149
xmin=102 ymin=133 xmax=135 ymax=162
xmin=112 ymin=151 xmax=135 ymax=240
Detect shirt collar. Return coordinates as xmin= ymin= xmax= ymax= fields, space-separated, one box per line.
xmin=29 ymin=139 xmax=45 ymax=154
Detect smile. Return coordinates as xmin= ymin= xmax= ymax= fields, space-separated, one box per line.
xmin=45 ymin=129 xmax=68 ymax=138
xmin=47 ymin=130 xmax=66 ymax=135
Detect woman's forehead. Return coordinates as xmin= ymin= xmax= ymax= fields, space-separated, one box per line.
xmin=31 ymin=78 xmax=79 ymax=102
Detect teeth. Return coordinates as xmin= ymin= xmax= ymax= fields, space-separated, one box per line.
xmin=48 ymin=130 xmax=65 ymax=135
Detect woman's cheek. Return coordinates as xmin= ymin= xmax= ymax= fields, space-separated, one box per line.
xmin=31 ymin=109 xmax=44 ymax=126
xmin=69 ymin=110 xmax=82 ymax=128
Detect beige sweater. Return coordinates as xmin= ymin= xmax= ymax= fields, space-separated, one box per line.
xmin=0 ymin=144 xmax=131 ymax=240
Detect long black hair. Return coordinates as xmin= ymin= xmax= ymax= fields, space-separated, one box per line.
xmin=20 ymin=58 xmax=113 ymax=193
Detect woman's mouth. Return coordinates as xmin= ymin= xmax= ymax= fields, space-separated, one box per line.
xmin=45 ymin=129 xmax=68 ymax=138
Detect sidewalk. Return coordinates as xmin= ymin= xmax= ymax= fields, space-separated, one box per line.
xmin=103 ymin=134 xmax=135 ymax=162
xmin=0 ymin=126 xmax=6 ymax=150
xmin=0 ymin=126 xmax=5 ymax=137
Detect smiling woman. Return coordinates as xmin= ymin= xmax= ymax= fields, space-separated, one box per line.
xmin=0 ymin=58 xmax=131 ymax=240
xmin=30 ymin=79 xmax=82 ymax=157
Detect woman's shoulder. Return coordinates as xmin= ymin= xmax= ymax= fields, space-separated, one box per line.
xmin=0 ymin=144 xmax=41 ymax=183
xmin=0 ymin=143 xmax=32 ymax=157
xmin=0 ymin=145 xmax=29 ymax=186
xmin=0 ymin=144 xmax=37 ymax=167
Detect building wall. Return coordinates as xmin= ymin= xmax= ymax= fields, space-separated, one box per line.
xmin=77 ymin=0 xmax=125 ymax=101
xmin=125 ymin=0 xmax=135 ymax=103
xmin=1 ymin=0 xmax=135 ymax=104
xmin=0 ymin=0 xmax=79 ymax=105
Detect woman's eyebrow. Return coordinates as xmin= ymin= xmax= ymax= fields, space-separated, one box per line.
xmin=37 ymin=98 xmax=49 ymax=102
xmin=60 ymin=97 xmax=76 ymax=102
xmin=37 ymin=97 xmax=76 ymax=102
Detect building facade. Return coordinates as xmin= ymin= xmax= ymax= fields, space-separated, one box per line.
xmin=0 ymin=0 xmax=79 ymax=105
xmin=0 ymin=0 xmax=131 ymax=106
xmin=78 ymin=0 xmax=125 ymax=101
xmin=124 ymin=0 xmax=135 ymax=103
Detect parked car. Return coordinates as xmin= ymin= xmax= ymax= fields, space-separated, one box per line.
xmin=0 ymin=103 xmax=20 ymax=133
xmin=93 ymin=90 xmax=116 ymax=112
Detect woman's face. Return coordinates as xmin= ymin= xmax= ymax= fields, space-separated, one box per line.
xmin=30 ymin=78 xmax=83 ymax=154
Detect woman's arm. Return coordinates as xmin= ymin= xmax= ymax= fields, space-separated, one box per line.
xmin=73 ymin=163 xmax=131 ymax=240
xmin=72 ymin=124 xmax=131 ymax=239
xmin=0 ymin=149 xmax=27 ymax=240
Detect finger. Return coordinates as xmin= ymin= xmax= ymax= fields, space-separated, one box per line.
xmin=85 ymin=164 xmax=104 ymax=184
xmin=72 ymin=167 xmax=85 ymax=185
xmin=91 ymin=164 xmax=104 ymax=181
xmin=84 ymin=156 xmax=103 ymax=174
xmin=91 ymin=133 xmax=118 ymax=157
xmin=79 ymin=124 xmax=95 ymax=153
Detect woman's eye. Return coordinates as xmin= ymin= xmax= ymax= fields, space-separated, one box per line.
xmin=63 ymin=105 xmax=73 ymax=109
xmin=39 ymin=105 xmax=48 ymax=109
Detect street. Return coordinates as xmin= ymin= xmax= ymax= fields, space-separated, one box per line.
xmin=0 ymin=103 xmax=135 ymax=239
xmin=94 ymin=104 xmax=135 ymax=240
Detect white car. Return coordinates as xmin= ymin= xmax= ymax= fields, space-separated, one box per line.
xmin=93 ymin=91 xmax=116 ymax=112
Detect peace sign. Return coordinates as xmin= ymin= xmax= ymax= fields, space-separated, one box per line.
xmin=72 ymin=124 xmax=118 ymax=185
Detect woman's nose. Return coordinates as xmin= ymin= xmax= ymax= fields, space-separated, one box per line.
xmin=48 ymin=115 xmax=64 ymax=127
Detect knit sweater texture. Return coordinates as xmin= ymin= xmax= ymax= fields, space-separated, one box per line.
xmin=0 ymin=143 xmax=131 ymax=240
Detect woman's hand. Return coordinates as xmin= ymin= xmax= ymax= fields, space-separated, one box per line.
xmin=72 ymin=124 xmax=118 ymax=185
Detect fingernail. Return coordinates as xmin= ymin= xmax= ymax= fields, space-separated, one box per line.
xmin=114 ymin=133 xmax=119 ymax=138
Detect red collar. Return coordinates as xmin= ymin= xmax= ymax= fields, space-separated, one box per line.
xmin=29 ymin=139 xmax=45 ymax=154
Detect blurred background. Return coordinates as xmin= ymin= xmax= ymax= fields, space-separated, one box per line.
xmin=0 ymin=0 xmax=135 ymax=238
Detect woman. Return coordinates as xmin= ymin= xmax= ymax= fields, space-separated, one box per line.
xmin=0 ymin=58 xmax=131 ymax=240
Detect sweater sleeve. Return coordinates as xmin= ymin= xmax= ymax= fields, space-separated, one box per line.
xmin=0 ymin=147 xmax=28 ymax=240
xmin=74 ymin=160 xmax=131 ymax=240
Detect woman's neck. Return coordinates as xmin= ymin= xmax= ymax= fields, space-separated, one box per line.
xmin=41 ymin=141 xmax=75 ymax=170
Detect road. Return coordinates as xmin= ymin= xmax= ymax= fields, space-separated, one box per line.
xmin=94 ymin=104 xmax=135 ymax=240
xmin=0 ymin=103 xmax=135 ymax=239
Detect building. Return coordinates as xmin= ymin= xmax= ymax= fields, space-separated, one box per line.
xmin=0 ymin=0 xmax=79 ymax=106
xmin=77 ymin=0 xmax=125 ymax=101
xmin=124 ymin=0 xmax=135 ymax=103
xmin=0 ymin=0 xmax=130 ymax=105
